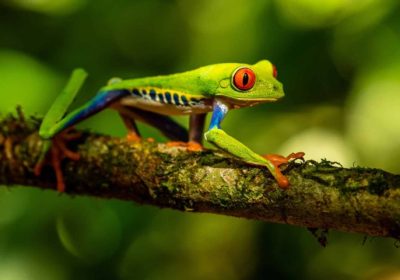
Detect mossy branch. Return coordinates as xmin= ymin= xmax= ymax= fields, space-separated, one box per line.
xmin=1 ymin=110 xmax=400 ymax=239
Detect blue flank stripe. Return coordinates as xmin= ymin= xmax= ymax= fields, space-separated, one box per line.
xmin=149 ymin=89 xmax=157 ymax=100
xmin=130 ymin=87 xmax=192 ymax=107
xmin=165 ymin=92 xmax=172 ymax=104
xmin=181 ymin=95 xmax=189 ymax=106
xmin=132 ymin=88 xmax=141 ymax=96
xmin=173 ymin=93 xmax=180 ymax=105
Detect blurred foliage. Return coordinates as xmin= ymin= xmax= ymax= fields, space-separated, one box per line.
xmin=0 ymin=0 xmax=400 ymax=279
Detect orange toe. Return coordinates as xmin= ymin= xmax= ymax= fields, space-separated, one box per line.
xmin=263 ymin=151 xmax=305 ymax=167
xmin=51 ymin=143 xmax=65 ymax=192
xmin=187 ymin=141 xmax=203 ymax=152
xmin=263 ymin=151 xmax=305 ymax=189
xmin=287 ymin=152 xmax=305 ymax=161
xmin=34 ymin=160 xmax=45 ymax=176
xmin=54 ymin=138 xmax=80 ymax=161
xmin=263 ymin=154 xmax=289 ymax=166
xmin=126 ymin=132 xmax=141 ymax=142
xmin=276 ymin=171 xmax=290 ymax=188
xmin=34 ymin=128 xmax=83 ymax=193
xmin=166 ymin=141 xmax=186 ymax=147
xmin=166 ymin=141 xmax=203 ymax=151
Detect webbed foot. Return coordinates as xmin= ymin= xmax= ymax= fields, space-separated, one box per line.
xmin=263 ymin=152 xmax=305 ymax=188
xmin=34 ymin=128 xmax=82 ymax=192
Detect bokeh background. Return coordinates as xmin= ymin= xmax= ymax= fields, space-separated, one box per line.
xmin=1 ymin=0 xmax=400 ymax=279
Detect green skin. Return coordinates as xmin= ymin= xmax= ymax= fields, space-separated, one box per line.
xmin=38 ymin=60 xmax=287 ymax=188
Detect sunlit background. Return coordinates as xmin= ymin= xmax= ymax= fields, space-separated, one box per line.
xmin=1 ymin=0 xmax=400 ymax=279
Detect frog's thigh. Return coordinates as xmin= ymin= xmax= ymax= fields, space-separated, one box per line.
xmin=115 ymin=106 xmax=188 ymax=142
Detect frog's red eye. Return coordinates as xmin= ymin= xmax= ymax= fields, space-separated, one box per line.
xmin=272 ymin=64 xmax=278 ymax=78
xmin=232 ymin=67 xmax=256 ymax=91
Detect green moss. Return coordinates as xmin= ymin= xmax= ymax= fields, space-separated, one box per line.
xmin=198 ymin=153 xmax=215 ymax=165
xmin=208 ymin=184 xmax=235 ymax=208
xmin=367 ymin=173 xmax=389 ymax=195
xmin=265 ymin=188 xmax=287 ymax=204
xmin=161 ymin=181 xmax=177 ymax=193
xmin=156 ymin=151 xmax=172 ymax=162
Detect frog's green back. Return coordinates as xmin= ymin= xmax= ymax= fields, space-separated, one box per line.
xmin=102 ymin=60 xmax=284 ymax=104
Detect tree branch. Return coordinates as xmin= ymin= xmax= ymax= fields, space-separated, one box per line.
xmin=1 ymin=110 xmax=400 ymax=239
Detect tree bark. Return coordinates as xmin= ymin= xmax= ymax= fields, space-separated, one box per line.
xmin=1 ymin=110 xmax=399 ymax=239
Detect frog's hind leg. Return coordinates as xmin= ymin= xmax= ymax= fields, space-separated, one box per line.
xmin=115 ymin=106 xmax=188 ymax=142
xmin=35 ymin=69 xmax=130 ymax=192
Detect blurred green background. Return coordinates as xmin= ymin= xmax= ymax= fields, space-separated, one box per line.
xmin=1 ymin=0 xmax=400 ymax=279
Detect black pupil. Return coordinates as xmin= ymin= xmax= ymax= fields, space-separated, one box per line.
xmin=242 ymin=72 xmax=249 ymax=85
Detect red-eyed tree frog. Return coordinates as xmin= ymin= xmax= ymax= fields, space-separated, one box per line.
xmin=34 ymin=60 xmax=304 ymax=192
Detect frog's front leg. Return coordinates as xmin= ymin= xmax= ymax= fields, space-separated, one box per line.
xmin=204 ymin=100 xmax=295 ymax=188
xmin=189 ymin=113 xmax=207 ymax=144
xmin=166 ymin=113 xmax=206 ymax=151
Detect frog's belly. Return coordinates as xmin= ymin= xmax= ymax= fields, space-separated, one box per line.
xmin=119 ymin=96 xmax=213 ymax=115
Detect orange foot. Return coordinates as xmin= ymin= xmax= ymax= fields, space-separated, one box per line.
xmin=34 ymin=128 xmax=82 ymax=192
xmin=125 ymin=133 xmax=154 ymax=143
xmin=263 ymin=152 xmax=305 ymax=189
xmin=166 ymin=141 xmax=203 ymax=152
xmin=126 ymin=132 xmax=141 ymax=142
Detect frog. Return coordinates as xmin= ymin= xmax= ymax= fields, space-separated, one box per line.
xmin=34 ymin=60 xmax=304 ymax=192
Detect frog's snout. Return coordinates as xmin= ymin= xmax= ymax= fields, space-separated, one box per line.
xmin=273 ymin=81 xmax=285 ymax=99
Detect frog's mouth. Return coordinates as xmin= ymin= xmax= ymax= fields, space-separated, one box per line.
xmin=218 ymin=96 xmax=279 ymax=108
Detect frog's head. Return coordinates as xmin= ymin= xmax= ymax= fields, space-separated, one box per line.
xmin=207 ymin=60 xmax=284 ymax=108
